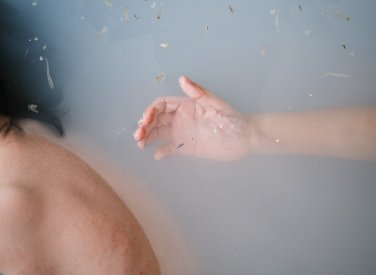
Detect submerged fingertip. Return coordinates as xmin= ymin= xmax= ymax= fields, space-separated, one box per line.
xmin=180 ymin=76 xmax=193 ymax=87
xmin=138 ymin=140 xmax=145 ymax=149
xmin=133 ymin=129 xmax=140 ymax=140
xmin=179 ymin=75 xmax=186 ymax=82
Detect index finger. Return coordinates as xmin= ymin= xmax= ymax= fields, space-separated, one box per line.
xmin=141 ymin=97 xmax=188 ymax=125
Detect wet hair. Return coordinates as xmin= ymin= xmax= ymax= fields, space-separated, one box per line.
xmin=0 ymin=0 xmax=64 ymax=136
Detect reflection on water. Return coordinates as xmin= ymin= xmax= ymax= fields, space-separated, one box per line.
xmin=8 ymin=0 xmax=376 ymax=274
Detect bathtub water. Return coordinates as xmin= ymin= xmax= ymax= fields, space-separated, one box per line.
xmin=8 ymin=0 xmax=376 ymax=274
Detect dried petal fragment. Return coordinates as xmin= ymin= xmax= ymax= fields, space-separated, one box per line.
xmin=322 ymin=72 xmax=350 ymax=78
xmin=155 ymin=73 xmax=166 ymax=83
xmin=156 ymin=11 xmax=162 ymax=20
xmin=96 ymin=26 xmax=109 ymax=38
xmin=124 ymin=6 xmax=129 ymax=22
xmin=270 ymin=9 xmax=280 ymax=33
xmin=104 ymin=0 xmax=112 ymax=7
xmin=228 ymin=5 xmax=234 ymax=14
xmin=28 ymin=104 xmax=39 ymax=113
xmin=45 ymin=58 xmax=54 ymax=89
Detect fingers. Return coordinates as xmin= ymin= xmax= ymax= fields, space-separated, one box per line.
xmin=145 ymin=97 xmax=183 ymax=119
xmin=136 ymin=126 xmax=171 ymax=149
xmin=134 ymin=111 xmax=174 ymax=142
xmin=133 ymin=108 xmax=157 ymax=140
xmin=134 ymin=125 xmax=146 ymax=141
xmin=136 ymin=76 xmax=210 ymax=140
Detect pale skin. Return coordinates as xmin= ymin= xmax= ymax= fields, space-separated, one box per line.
xmin=0 ymin=117 xmax=160 ymax=275
xmin=134 ymin=76 xmax=376 ymax=161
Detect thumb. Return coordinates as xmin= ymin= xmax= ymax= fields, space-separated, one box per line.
xmin=179 ymin=76 xmax=209 ymax=100
xmin=179 ymin=76 xmax=228 ymax=110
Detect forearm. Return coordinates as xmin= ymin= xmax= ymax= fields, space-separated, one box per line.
xmin=248 ymin=106 xmax=376 ymax=161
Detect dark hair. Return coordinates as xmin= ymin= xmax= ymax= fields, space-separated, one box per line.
xmin=0 ymin=0 xmax=64 ymax=136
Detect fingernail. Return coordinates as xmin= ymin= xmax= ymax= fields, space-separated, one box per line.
xmin=179 ymin=76 xmax=187 ymax=84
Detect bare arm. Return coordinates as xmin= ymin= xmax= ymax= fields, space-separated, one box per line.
xmin=135 ymin=76 xmax=376 ymax=161
xmin=249 ymin=107 xmax=376 ymax=161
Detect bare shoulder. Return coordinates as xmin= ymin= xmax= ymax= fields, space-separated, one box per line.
xmin=0 ymin=132 xmax=161 ymax=274
xmin=0 ymin=184 xmax=42 ymax=227
xmin=0 ymin=184 xmax=45 ymax=272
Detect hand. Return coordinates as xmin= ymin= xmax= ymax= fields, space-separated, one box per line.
xmin=134 ymin=76 xmax=252 ymax=161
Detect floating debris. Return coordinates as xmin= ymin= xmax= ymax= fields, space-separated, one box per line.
xmin=334 ymin=11 xmax=350 ymax=21
xmin=34 ymin=37 xmax=39 ymax=41
xmin=176 ymin=143 xmax=185 ymax=149
xmin=27 ymin=104 xmax=39 ymax=113
xmin=116 ymin=124 xmax=129 ymax=136
xmin=39 ymin=56 xmax=44 ymax=61
xmin=322 ymin=72 xmax=350 ymax=79
xmin=24 ymin=49 xmax=29 ymax=59
xmin=308 ymin=93 xmax=313 ymax=97
xmin=124 ymin=6 xmax=129 ymax=22
xmin=32 ymin=0 xmax=37 ymax=7
xmin=156 ymin=10 xmax=162 ymax=20
xmin=299 ymin=5 xmax=303 ymax=12
xmin=42 ymin=44 xmax=47 ymax=50
xmin=304 ymin=29 xmax=312 ymax=35
xmin=260 ymin=46 xmax=268 ymax=56
xmin=103 ymin=0 xmax=113 ymax=7
xmin=228 ymin=4 xmax=234 ymax=14
xmin=270 ymin=9 xmax=280 ymax=33
xmin=205 ymin=24 xmax=209 ymax=31
xmin=275 ymin=139 xmax=280 ymax=143
xmin=159 ymin=43 xmax=169 ymax=48
xmin=341 ymin=43 xmax=347 ymax=49
xmin=96 ymin=26 xmax=109 ymax=38
xmin=155 ymin=72 xmax=166 ymax=83
xmin=134 ymin=14 xmax=141 ymax=21
xmin=45 ymin=58 xmax=54 ymax=89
